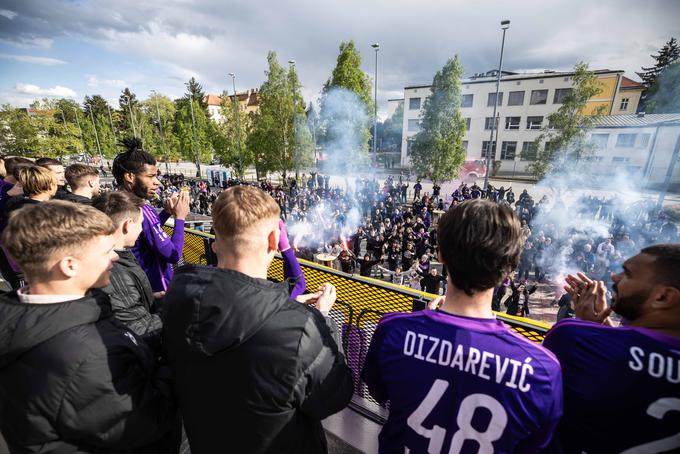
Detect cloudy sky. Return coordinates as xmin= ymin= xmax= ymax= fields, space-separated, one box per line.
xmin=0 ymin=0 xmax=678 ymax=116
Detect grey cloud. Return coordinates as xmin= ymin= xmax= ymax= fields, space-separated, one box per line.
xmin=1 ymin=0 xmax=678 ymax=114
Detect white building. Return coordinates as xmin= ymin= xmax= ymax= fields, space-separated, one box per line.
xmin=400 ymin=69 xmax=643 ymax=176
xmin=386 ymin=98 xmax=403 ymax=119
xmin=587 ymin=113 xmax=680 ymax=187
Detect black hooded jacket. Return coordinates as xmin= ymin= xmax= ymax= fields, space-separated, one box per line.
xmin=163 ymin=265 xmax=354 ymax=454
xmin=0 ymin=290 xmax=178 ymax=453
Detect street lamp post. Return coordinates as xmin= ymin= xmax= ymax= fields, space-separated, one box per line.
xmin=107 ymin=104 xmax=117 ymax=143
xmin=372 ymin=43 xmax=380 ymax=167
xmin=483 ymin=19 xmax=510 ymax=190
xmin=124 ymin=95 xmax=138 ymax=138
xmin=151 ymin=90 xmax=170 ymax=173
xmin=288 ymin=60 xmax=299 ymax=183
xmin=88 ymin=108 xmax=104 ymax=165
xmin=228 ymin=73 xmax=244 ymax=180
xmin=72 ymin=107 xmax=85 ymax=153
xmin=188 ymin=94 xmax=201 ymax=177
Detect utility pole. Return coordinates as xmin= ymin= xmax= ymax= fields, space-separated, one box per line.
xmin=483 ymin=20 xmax=510 ymax=190
xmin=88 ymin=108 xmax=104 ymax=164
xmin=151 ymin=90 xmax=170 ymax=173
xmin=289 ymin=60 xmax=299 ymax=183
xmin=72 ymin=107 xmax=85 ymax=153
xmin=372 ymin=43 xmax=380 ymax=166
xmin=125 ymin=94 xmax=137 ymax=138
xmin=228 ymin=73 xmax=244 ymax=180
xmin=188 ymin=95 xmax=201 ymax=177
xmin=107 ymin=104 xmax=117 ymax=143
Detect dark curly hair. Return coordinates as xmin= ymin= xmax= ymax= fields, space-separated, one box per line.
xmin=112 ymin=137 xmax=156 ymax=185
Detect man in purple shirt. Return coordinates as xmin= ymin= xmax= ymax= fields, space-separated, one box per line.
xmin=363 ymin=199 xmax=562 ymax=454
xmin=112 ymin=138 xmax=188 ymax=292
xmin=543 ymin=244 xmax=680 ymax=453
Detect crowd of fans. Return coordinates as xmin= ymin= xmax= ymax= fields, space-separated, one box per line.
xmin=0 ymin=139 xmax=679 ymax=453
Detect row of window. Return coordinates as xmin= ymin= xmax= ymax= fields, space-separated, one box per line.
xmin=408 ymin=88 xmax=573 ymax=111
xmin=590 ymin=132 xmax=652 ymax=149
xmin=407 ymin=115 xmax=545 ymax=133
xmin=479 ymin=141 xmax=536 ymax=160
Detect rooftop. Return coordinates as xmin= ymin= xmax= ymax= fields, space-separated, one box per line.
xmin=620 ymin=76 xmax=644 ymax=89
xmin=405 ymin=68 xmax=624 ymax=90
xmin=594 ymin=113 xmax=680 ymax=128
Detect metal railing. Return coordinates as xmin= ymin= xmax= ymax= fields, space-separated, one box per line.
xmin=171 ymin=226 xmax=551 ymax=422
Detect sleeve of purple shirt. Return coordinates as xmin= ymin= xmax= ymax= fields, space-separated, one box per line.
xmin=142 ymin=209 xmax=185 ymax=263
xmin=281 ymin=248 xmax=306 ymax=299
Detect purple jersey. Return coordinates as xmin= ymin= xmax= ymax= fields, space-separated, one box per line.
xmin=131 ymin=203 xmax=184 ymax=292
xmin=543 ymin=319 xmax=680 ymax=453
xmin=363 ymin=310 xmax=562 ymax=454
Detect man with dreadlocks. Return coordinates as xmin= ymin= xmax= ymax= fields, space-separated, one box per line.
xmin=113 ymin=138 xmax=189 ymax=292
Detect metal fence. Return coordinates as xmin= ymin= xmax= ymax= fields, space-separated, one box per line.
xmin=170 ymin=226 xmax=551 ymax=422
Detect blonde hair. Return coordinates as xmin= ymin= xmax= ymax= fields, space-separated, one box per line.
xmin=212 ymin=185 xmax=280 ymax=255
xmin=17 ymin=165 xmax=57 ymax=197
xmin=2 ymin=200 xmax=115 ymax=279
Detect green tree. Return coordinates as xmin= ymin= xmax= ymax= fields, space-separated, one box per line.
xmin=320 ymin=40 xmax=373 ymax=158
xmin=247 ymin=51 xmax=296 ymax=179
xmin=637 ymin=37 xmax=680 ymax=90
xmin=186 ymin=76 xmax=209 ymax=113
xmin=212 ymin=90 xmax=252 ymax=175
xmin=140 ymin=93 xmax=181 ymax=162
xmin=118 ymin=88 xmax=140 ymax=137
xmin=528 ymin=62 xmax=605 ymax=179
xmin=174 ymin=97 xmax=212 ymax=164
xmin=379 ymin=102 xmax=403 ymax=152
xmin=644 ymin=61 xmax=680 ymax=113
xmin=409 ymin=55 xmax=467 ymax=183
xmin=83 ymin=95 xmax=110 ymax=118
xmin=0 ymin=105 xmax=41 ymax=156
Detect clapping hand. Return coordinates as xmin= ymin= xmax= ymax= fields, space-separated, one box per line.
xmin=564 ymin=272 xmax=612 ymax=324
xmin=295 ymin=283 xmax=337 ymax=315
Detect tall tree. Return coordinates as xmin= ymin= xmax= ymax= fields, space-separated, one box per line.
xmin=174 ymin=94 xmax=212 ymax=164
xmin=247 ymin=51 xmax=296 ymax=179
xmin=409 ymin=56 xmax=467 ymax=183
xmin=320 ymin=40 xmax=373 ymax=161
xmin=644 ymin=61 xmax=680 ymax=113
xmin=637 ymin=37 xmax=680 ymax=90
xmin=379 ymin=102 xmax=403 ymax=152
xmin=0 ymin=105 xmax=41 ymax=156
xmin=212 ymin=90 xmax=252 ymax=173
xmin=528 ymin=62 xmax=605 ymax=179
xmin=140 ymin=93 xmax=181 ymax=161
xmin=118 ymin=88 xmax=139 ymax=137
xmin=83 ymin=95 xmax=110 ymax=118
xmin=186 ymin=77 xmax=209 ymax=113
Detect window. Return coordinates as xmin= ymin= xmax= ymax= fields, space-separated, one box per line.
xmin=409 ymin=97 xmax=421 ymax=110
xmin=461 ymin=94 xmax=474 ymax=108
xmin=530 ymin=89 xmax=549 ymax=105
xmin=620 ymin=98 xmax=629 ymax=111
xmin=464 ymin=118 xmax=471 ymax=131
xmin=616 ymin=133 xmax=637 ymax=148
xmin=586 ymin=156 xmax=604 ymax=163
xmin=407 ymin=119 xmax=420 ymax=132
xmin=639 ymin=133 xmax=651 ymax=148
xmin=484 ymin=116 xmax=499 ymax=130
xmin=507 ymin=91 xmax=525 ymax=106
xmin=461 ymin=141 xmax=468 ymax=151
xmin=612 ymin=157 xmax=631 ymax=163
xmin=481 ymin=141 xmax=497 ymax=158
xmin=501 ymin=141 xmax=517 ymax=160
xmin=521 ymin=142 xmax=537 ymax=161
xmin=487 ymin=92 xmax=503 ymax=107
xmin=590 ymin=133 xmax=609 ymax=149
xmin=526 ymin=116 xmax=543 ymax=130
xmin=505 ymin=116 xmax=521 ymax=130
xmin=553 ymin=88 xmax=572 ymax=104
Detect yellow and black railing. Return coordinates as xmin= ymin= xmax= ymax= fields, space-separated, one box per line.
xmin=171 ymin=226 xmax=551 ymax=422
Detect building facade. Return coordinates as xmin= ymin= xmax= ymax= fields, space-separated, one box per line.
xmin=400 ymin=69 xmax=642 ymax=175
xmin=204 ymin=89 xmax=259 ymax=123
xmin=586 ymin=113 xmax=680 ymax=187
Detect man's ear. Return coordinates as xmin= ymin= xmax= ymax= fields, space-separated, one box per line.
xmin=121 ymin=218 xmax=131 ymax=235
xmin=56 ymin=256 xmax=78 ymax=279
xmin=267 ymin=225 xmax=279 ymax=253
xmin=653 ymin=286 xmax=680 ymax=309
xmin=123 ymin=172 xmax=135 ymax=187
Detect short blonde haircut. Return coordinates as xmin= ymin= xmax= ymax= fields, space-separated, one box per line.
xmin=2 ymin=200 xmax=115 ymax=279
xmin=17 ymin=165 xmax=57 ymax=197
xmin=212 ymin=185 xmax=280 ymax=239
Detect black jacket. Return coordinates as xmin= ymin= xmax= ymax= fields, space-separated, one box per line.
xmin=506 ymin=282 xmax=538 ymax=316
xmin=0 ymin=290 xmax=179 ymax=453
xmin=102 ymin=249 xmax=163 ymax=351
xmin=60 ymin=192 xmax=93 ymax=205
xmin=163 ymin=265 xmax=354 ymax=454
